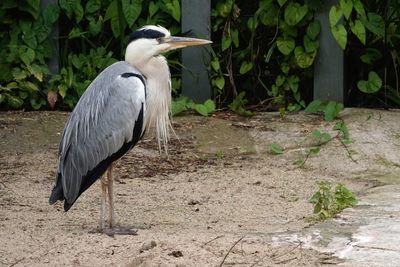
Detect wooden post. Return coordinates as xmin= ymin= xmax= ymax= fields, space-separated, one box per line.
xmin=314 ymin=0 xmax=344 ymax=102
xmin=181 ymin=0 xmax=212 ymax=103
xmin=41 ymin=0 xmax=59 ymax=74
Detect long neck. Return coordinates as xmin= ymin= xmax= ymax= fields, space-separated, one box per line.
xmin=126 ymin=54 xmax=172 ymax=152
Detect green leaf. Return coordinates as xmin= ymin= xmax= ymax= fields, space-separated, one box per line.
xmin=353 ymin=0 xmax=366 ymax=18
xmin=171 ymin=96 xmax=190 ymax=116
xmin=329 ymin=5 xmax=342 ymax=27
xmin=360 ymin=49 xmax=382 ymax=65
xmin=22 ymin=31 xmax=37 ymax=49
xmin=27 ymin=64 xmax=43 ymax=82
xmin=294 ymin=46 xmax=317 ymax=68
xmin=59 ymin=0 xmax=74 ymax=19
xmin=30 ymin=98 xmax=45 ymax=110
xmin=362 ymin=13 xmax=384 ymax=38
xmin=304 ymin=35 xmax=319 ymax=53
xmin=194 ymin=101 xmax=215 ymax=117
xmin=221 ymin=35 xmax=231 ymax=51
xmin=43 ymin=4 xmax=60 ymax=26
xmin=331 ymin=24 xmax=347 ymax=49
xmin=287 ymin=75 xmax=299 ymax=92
xmin=19 ymin=0 xmax=40 ymax=19
xmin=211 ymin=58 xmax=220 ymax=71
xmin=269 ymin=143 xmax=284 ymax=155
xmin=0 ymin=94 xmax=4 ymax=104
xmin=276 ymin=37 xmax=295 ymax=55
xmin=247 ymin=17 xmax=258 ymax=30
xmin=75 ymin=2 xmax=84 ymax=23
xmin=312 ymin=130 xmax=332 ymax=142
xmin=165 ymin=0 xmax=180 ymax=22
xmin=216 ymin=0 xmax=233 ymax=17
xmin=350 ymin=19 xmax=366 ymax=44
xmin=277 ymin=0 xmax=287 ymax=7
xmin=305 ymin=99 xmax=324 ymax=113
xmin=21 ymin=81 xmax=39 ymax=92
xmin=203 ymin=99 xmax=216 ymax=113
xmin=260 ymin=4 xmax=279 ymax=26
xmin=68 ymin=27 xmax=85 ymax=39
xmin=105 ymin=0 xmax=122 ymax=38
xmin=357 ymin=71 xmax=382 ymax=94
xmin=12 ymin=68 xmax=29 ymax=80
xmin=231 ymin=29 xmax=239 ymax=47
xmin=214 ymin=76 xmax=225 ymax=90
xmin=122 ymin=0 xmax=142 ymax=27
xmin=306 ymin=20 xmax=321 ymax=40
xmin=333 ymin=121 xmax=350 ymax=141
xmin=339 ymin=0 xmax=353 ymax=20
xmin=20 ymin=48 xmax=35 ymax=66
xmin=7 ymin=95 xmax=24 ymax=109
xmin=86 ymin=0 xmax=100 ymax=13
xmin=324 ymin=101 xmax=343 ymax=121
xmin=149 ymin=1 xmax=159 ymax=17
xmin=284 ymin=3 xmax=308 ymax=26
xmin=239 ymin=61 xmax=253 ymax=74
xmin=88 ymin=17 xmax=103 ymax=36
xmin=264 ymin=43 xmax=276 ymax=63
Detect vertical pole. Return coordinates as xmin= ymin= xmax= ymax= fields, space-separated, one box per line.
xmin=314 ymin=0 xmax=344 ymax=102
xmin=40 ymin=0 xmax=59 ymax=74
xmin=181 ymin=0 xmax=211 ymax=103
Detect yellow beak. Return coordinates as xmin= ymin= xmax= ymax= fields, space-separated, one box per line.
xmin=166 ymin=36 xmax=212 ymax=49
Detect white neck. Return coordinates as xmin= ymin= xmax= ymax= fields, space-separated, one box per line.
xmin=126 ymin=52 xmax=172 ymax=152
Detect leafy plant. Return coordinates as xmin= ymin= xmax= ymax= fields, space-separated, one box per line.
xmin=305 ymin=100 xmax=344 ymax=121
xmin=269 ymin=143 xmax=284 ymax=155
xmin=294 ymin=119 xmax=355 ymax=167
xmin=309 ymin=181 xmax=357 ymax=221
xmin=0 ymin=0 xmax=59 ymax=109
xmin=210 ymin=1 xmax=322 ymax=112
xmin=328 ymin=0 xmax=400 ymax=107
xmin=171 ymin=96 xmax=216 ymax=117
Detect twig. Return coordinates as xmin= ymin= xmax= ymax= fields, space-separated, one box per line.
xmin=219 ymin=236 xmax=245 ymax=267
xmin=336 ymin=136 xmax=358 ymax=163
xmin=202 ymin=235 xmax=224 ymax=247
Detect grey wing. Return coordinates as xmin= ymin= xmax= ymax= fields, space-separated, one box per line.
xmin=52 ymin=62 xmax=146 ymax=209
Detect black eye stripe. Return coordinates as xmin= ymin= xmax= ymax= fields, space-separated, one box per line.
xmin=129 ymin=29 xmax=166 ymax=43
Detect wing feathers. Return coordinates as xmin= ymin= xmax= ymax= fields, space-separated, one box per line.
xmin=52 ymin=62 xmax=147 ymax=207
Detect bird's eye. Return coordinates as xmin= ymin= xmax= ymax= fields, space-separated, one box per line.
xmin=156 ymin=37 xmax=163 ymax=43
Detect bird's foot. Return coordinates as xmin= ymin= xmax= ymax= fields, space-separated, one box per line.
xmin=89 ymin=225 xmax=138 ymax=237
xmin=89 ymin=224 xmax=151 ymax=237
xmin=104 ymin=225 xmax=138 ymax=237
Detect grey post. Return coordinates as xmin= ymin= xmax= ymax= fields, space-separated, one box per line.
xmin=40 ymin=0 xmax=59 ymax=74
xmin=314 ymin=0 xmax=344 ymax=102
xmin=181 ymin=0 xmax=211 ymax=103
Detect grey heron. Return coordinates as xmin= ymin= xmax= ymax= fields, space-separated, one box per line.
xmin=49 ymin=25 xmax=211 ymax=235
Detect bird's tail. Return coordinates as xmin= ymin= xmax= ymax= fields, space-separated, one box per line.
xmin=49 ymin=173 xmax=64 ymax=204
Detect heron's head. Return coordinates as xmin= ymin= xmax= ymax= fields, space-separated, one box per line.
xmin=125 ymin=25 xmax=212 ymax=63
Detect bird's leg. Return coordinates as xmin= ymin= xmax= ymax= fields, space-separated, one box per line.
xmin=107 ymin=163 xmax=115 ymax=229
xmin=102 ymin=163 xmax=138 ymax=236
xmin=99 ymin=176 xmax=108 ymax=230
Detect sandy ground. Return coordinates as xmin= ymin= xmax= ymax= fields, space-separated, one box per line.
xmin=0 ymin=109 xmax=399 ymax=266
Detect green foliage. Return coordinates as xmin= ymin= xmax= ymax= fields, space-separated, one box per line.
xmin=0 ymin=0 xmax=59 ymax=109
xmin=1 ymin=0 xmax=181 ymax=109
xmin=210 ymin=0 xmax=321 ymax=112
xmin=269 ymin=143 xmax=284 ymax=155
xmin=309 ymin=181 xmax=357 ymax=221
xmin=357 ymin=71 xmax=382 ymax=94
xmin=228 ymin=92 xmax=253 ymax=116
xmin=328 ymin=0 xmax=400 ymax=105
xmin=1 ymin=0 xmax=398 ymax=110
xmin=305 ymin=100 xmax=344 ymax=121
xmin=171 ymin=96 xmax=216 ymax=117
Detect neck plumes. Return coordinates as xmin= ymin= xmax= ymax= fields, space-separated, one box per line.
xmin=126 ymin=54 xmax=172 ymax=153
